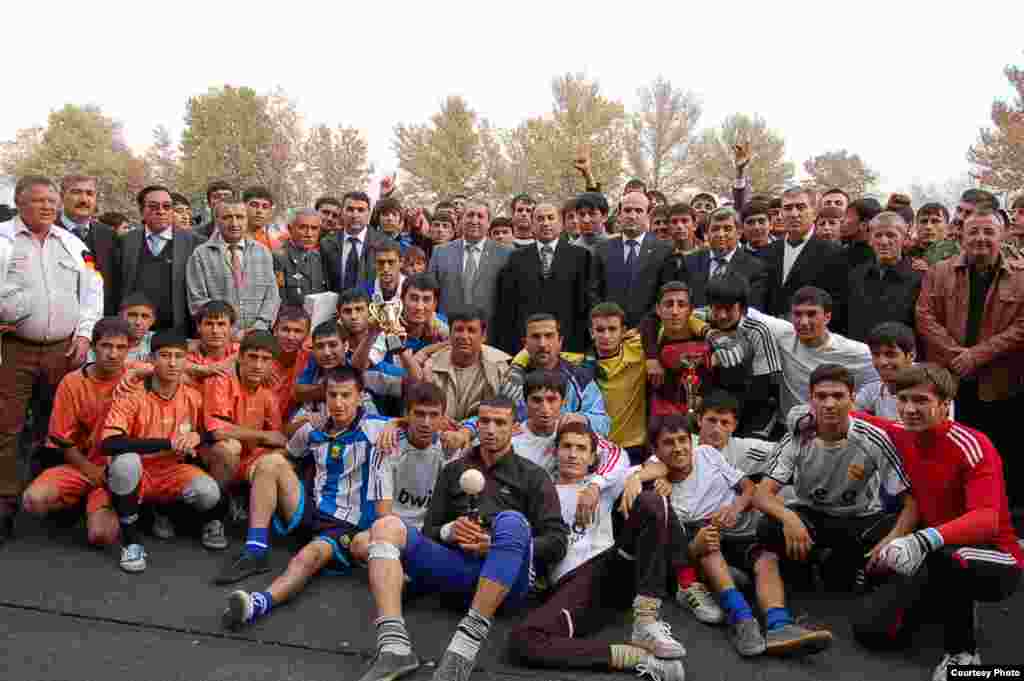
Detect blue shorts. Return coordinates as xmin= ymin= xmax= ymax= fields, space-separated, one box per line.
xmin=273 ymin=479 xmax=360 ymax=575
xmin=400 ymin=512 xmax=533 ymax=609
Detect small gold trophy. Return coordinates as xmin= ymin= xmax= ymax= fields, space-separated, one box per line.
xmin=369 ymin=300 xmax=406 ymax=352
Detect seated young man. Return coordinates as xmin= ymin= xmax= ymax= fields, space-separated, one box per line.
xmin=21 ymin=318 xmax=136 ymax=546
xmin=222 ymin=366 xmax=392 ymax=626
xmin=849 ymin=364 xmax=1022 ymax=680
xmin=751 ymin=364 xmax=913 ymax=655
xmin=354 ymin=397 xmax=568 ymax=681
xmin=507 ymin=421 xmax=686 ymax=681
xmin=100 ymin=331 xmax=228 ymax=573
xmin=267 ymin=305 xmax=313 ymax=423
xmin=87 ymin=294 xmax=157 ymax=365
xmin=855 ymin=321 xmax=917 ymax=420
xmin=631 ymin=410 xmax=767 ymax=657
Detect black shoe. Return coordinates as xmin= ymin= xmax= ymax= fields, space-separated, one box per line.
xmin=0 ymin=513 xmax=13 ymax=546
xmin=214 ymin=550 xmax=270 ymax=585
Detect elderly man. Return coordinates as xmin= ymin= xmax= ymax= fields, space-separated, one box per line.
xmin=273 ymin=209 xmax=327 ymax=306
xmin=0 ymin=176 xmax=103 ymax=542
xmin=56 ymin=175 xmax=118 ymax=315
xmin=916 ymin=208 xmax=1024 ymax=515
xmin=115 ymin=185 xmax=206 ymax=337
xmin=187 ymin=201 xmax=281 ymax=339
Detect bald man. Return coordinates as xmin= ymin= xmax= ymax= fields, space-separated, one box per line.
xmin=494 ymin=203 xmax=593 ymax=353
xmin=591 ymin=192 xmax=674 ymax=328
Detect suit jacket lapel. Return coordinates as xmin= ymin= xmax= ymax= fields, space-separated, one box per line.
xmin=123 ymin=230 xmax=141 ymax=289
xmin=786 ymin=240 xmax=815 ymax=284
xmin=172 ymin=231 xmax=187 ymax=312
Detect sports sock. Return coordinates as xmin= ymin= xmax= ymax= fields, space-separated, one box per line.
xmin=446 ymin=609 xmax=491 ymax=662
xmin=765 ymin=607 xmax=794 ymax=631
xmin=245 ymin=527 xmax=270 ymax=557
xmin=376 ymin=616 xmax=412 ymax=656
xmin=676 ymin=566 xmax=697 ymax=590
xmin=250 ymin=591 xmax=273 ymax=621
xmin=609 ymin=644 xmax=646 ymax=670
xmin=719 ymin=588 xmax=754 ymax=625
xmin=632 ymin=595 xmax=661 ymax=626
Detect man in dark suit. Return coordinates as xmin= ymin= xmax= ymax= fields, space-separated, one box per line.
xmin=658 ymin=206 xmax=768 ymax=310
xmin=762 ymin=187 xmax=842 ymax=317
xmin=428 ymin=201 xmax=512 ymax=331
xmin=114 ymin=185 xmax=205 ymax=337
xmin=494 ymin=202 xmax=592 ymax=353
xmin=195 ymin=180 xmax=235 ymax=239
xmin=57 ymin=175 xmax=119 ymax=315
xmin=591 ymin=191 xmax=673 ymax=328
xmin=322 ymin=191 xmax=391 ymax=292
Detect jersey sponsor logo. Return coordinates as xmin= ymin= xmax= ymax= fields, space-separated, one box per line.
xmin=848 ymin=463 xmax=865 ymax=481
xmin=396 ymin=488 xmax=432 ymax=508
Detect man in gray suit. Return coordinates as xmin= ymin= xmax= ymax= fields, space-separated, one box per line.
xmin=428 ymin=200 xmax=512 ymax=336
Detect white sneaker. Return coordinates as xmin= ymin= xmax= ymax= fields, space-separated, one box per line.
xmin=636 ymin=654 xmax=686 ymax=681
xmin=151 ymin=512 xmax=175 ymax=539
xmin=633 ymin=619 xmax=686 ymax=659
xmin=120 ymin=544 xmax=147 ymax=573
xmin=201 ymin=519 xmax=229 ymax=550
xmin=932 ymin=651 xmax=981 ymax=681
xmin=677 ymin=582 xmax=725 ymax=625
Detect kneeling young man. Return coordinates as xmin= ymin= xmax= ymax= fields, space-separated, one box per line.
xmin=508 ymin=421 xmax=686 ymax=681
xmin=357 ymin=397 xmax=568 ymax=681
xmin=752 ymin=364 xmax=912 ymax=655
xmin=851 ymin=364 xmax=1022 ymax=680
xmin=100 ymin=332 xmax=227 ymax=573
xmin=22 ymin=318 xmax=135 ymax=546
xmin=222 ymin=366 xmax=391 ymax=625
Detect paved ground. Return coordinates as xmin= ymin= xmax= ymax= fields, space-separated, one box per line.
xmin=1 ymin=516 xmax=1021 ymax=681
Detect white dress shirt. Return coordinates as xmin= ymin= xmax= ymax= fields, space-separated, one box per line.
xmin=621 ymin=231 xmax=647 ymax=264
xmin=709 ymin=246 xmax=738 ymax=278
xmin=782 ymin=229 xmax=814 ymax=283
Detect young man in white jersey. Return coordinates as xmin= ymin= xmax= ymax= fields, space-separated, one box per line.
xmin=752 ymin=363 xmax=913 ymax=655
xmin=507 ymin=421 xmax=686 ymax=681
xmin=221 ymin=366 xmax=392 ymax=628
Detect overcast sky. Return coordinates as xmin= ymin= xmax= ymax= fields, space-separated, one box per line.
xmin=4 ymin=1 xmax=1022 ymax=196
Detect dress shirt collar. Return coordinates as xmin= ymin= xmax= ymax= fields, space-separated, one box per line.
xmin=712 ymin=246 xmax=738 ymax=262
xmin=622 ymin=231 xmax=647 ymax=250
xmin=61 ymin=211 xmax=90 ymax=236
xmin=536 ymin=238 xmax=558 ymax=256
xmin=786 ymin=228 xmax=814 ymax=248
xmin=144 ymin=225 xmax=173 ymax=242
xmin=345 ymin=226 xmax=368 ymax=243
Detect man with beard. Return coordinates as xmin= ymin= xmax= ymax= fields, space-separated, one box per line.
xmin=592 ymin=192 xmax=673 ymax=329
xmin=57 ymin=175 xmax=118 ymax=314
xmin=916 ymin=209 xmax=1024 ymax=516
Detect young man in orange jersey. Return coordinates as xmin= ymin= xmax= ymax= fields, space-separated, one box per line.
xmin=267 ymin=305 xmax=312 ymax=423
xmin=100 ymin=331 xmax=227 ymax=573
xmin=186 ymin=301 xmax=241 ymax=384
xmin=21 ymin=318 xmax=135 ymax=546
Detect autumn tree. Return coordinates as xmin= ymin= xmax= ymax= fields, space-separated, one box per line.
xmin=624 ymin=76 xmax=701 ymax=196
xmin=506 ymin=73 xmax=627 ymax=201
xmin=803 ymin=150 xmax=879 ymax=197
xmin=144 ymin=124 xmax=179 ymax=188
xmin=0 ymin=104 xmax=139 ymax=212
xmin=687 ymin=113 xmax=793 ymax=198
xmin=304 ymin=123 xmax=372 ymax=198
xmin=968 ymin=56 xmax=1024 ymax=193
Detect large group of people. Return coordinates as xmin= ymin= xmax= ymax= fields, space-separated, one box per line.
xmin=0 ymin=145 xmax=1022 ymax=681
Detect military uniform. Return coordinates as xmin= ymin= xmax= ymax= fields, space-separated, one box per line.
xmin=273 ymin=243 xmax=327 ymax=307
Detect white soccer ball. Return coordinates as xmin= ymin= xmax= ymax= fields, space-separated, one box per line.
xmin=459 ymin=468 xmax=486 ymax=495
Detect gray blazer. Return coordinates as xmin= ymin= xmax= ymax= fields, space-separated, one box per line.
xmin=428 ymin=238 xmax=512 ymax=322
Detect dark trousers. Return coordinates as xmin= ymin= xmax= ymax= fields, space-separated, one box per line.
xmin=957 ymin=382 xmax=1024 ymax=512
xmin=853 ymin=545 xmax=1021 ymax=654
xmin=0 ymin=336 xmax=72 ymax=497
xmin=508 ymin=491 xmax=682 ymax=669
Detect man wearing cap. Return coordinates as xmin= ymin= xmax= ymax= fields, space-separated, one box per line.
xmin=0 ymin=175 xmax=103 ymax=543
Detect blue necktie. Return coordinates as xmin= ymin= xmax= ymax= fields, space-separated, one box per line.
xmin=343 ymin=237 xmax=360 ymax=290
xmin=149 ymin=234 xmax=167 ymax=257
xmin=625 ymin=239 xmax=639 ymax=282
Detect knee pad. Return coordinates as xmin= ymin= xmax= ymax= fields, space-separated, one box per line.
xmin=107 ymin=453 xmax=142 ymax=495
xmin=182 ymin=475 xmax=221 ymax=511
xmin=367 ymin=541 xmax=401 ymax=562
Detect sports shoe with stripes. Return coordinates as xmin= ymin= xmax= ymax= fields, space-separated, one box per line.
xmin=632 ymin=619 xmax=686 ymax=659
xmin=635 ymin=654 xmax=686 ymax=681
xmin=677 ymin=582 xmax=726 ymax=624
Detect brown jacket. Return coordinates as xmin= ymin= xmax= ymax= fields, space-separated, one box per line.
xmin=916 ymin=254 xmax=1024 ymax=401
xmin=425 ymin=345 xmax=511 ymax=421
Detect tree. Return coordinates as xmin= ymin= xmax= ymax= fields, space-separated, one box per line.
xmin=906 ymin=174 xmax=976 ymax=210
xmin=506 ymin=73 xmax=628 ymax=200
xmin=303 ymin=123 xmax=372 ymax=198
xmin=623 ymin=76 xmax=701 ymax=196
xmin=686 ymin=113 xmax=794 ymax=199
xmin=968 ymin=56 xmax=1024 ymax=194
xmin=803 ymin=150 xmax=879 ymax=197
xmin=144 ymin=124 xmax=179 ymax=188
xmin=263 ymin=88 xmax=310 ymax=210
xmin=179 ymin=85 xmax=275 ymax=203
xmin=0 ymin=104 xmax=139 ymax=212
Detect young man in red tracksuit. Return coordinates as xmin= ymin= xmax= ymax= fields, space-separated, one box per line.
xmin=846 ymin=363 xmax=1022 ymax=681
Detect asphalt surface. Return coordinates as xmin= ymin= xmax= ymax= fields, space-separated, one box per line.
xmin=1 ymin=515 xmax=1021 ymax=681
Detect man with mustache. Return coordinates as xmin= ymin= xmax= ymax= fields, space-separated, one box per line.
xmin=57 ymin=175 xmax=118 ymax=315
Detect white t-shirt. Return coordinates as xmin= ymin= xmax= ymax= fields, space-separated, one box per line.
xmin=550 ymin=475 xmax=623 ymax=585
xmin=369 ymin=433 xmax=447 ymax=529
xmin=513 ymin=423 xmax=630 ymax=494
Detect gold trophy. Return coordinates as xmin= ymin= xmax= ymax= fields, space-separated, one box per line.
xmin=369 ymin=300 xmax=406 ymax=352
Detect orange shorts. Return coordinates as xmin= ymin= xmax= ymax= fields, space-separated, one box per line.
xmin=237 ymin=446 xmax=274 ymax=483
xmin=139 ymin=459 xmax=209 ymax=505
xmin=29 ymin=465 xmax=113 ymax=515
